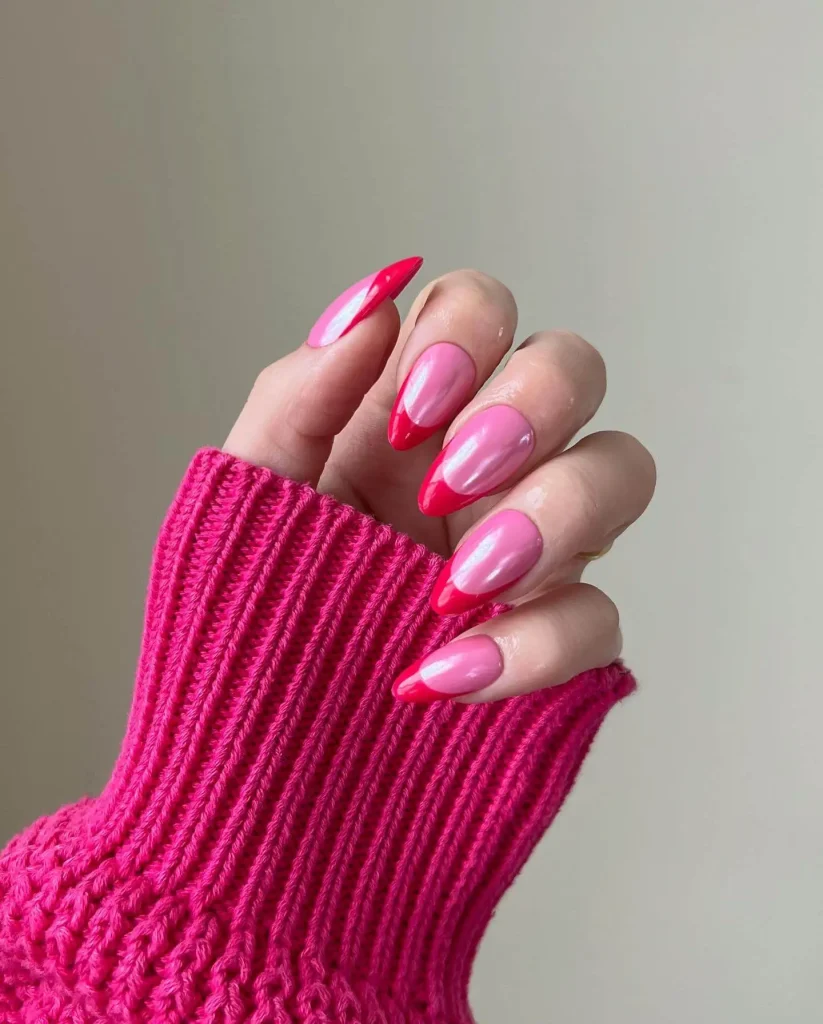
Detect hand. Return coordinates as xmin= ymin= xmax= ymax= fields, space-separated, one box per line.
xmin=225 ymin=258 xmax=656 ymax=703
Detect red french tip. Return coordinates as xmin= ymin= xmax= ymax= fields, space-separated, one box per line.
xmin=387 ymin=395 xmax=438 ymax=451
xmin=418 ymin=457 xmax=474 ymax=517
xmin=430 ymin=570 xmax=510 ymax=616
xmin=431 ymin=569 xmax=475 ymax=616
xmin=346 ymin=256 xmax=424 ymax=340
xmin=381 ymin=256 xmax=424 ymax=300
xmin=391 ymin=659 xmax=448 ymax=703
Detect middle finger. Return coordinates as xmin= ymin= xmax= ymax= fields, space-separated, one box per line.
xmin=418 ymin=330 xmax=608 ymax=518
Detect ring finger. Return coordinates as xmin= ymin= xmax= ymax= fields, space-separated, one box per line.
xmin=430 ymin=430 xmax=656 ymax=615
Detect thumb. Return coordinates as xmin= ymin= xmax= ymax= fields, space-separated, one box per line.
xmin=224 ymin=257 xmax=422 ymax=486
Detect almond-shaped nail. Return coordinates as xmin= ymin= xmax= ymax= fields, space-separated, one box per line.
xmin=388 ymin=342 xmax=476 ymax=450
xmin=306 ymin=256 xmax=423 ymax=348
xmin=418 ymin=405 xmax=535 ymax=516
xmin=392 ymin=635 xmax=503 ymax=703
xmin=431 ymin=509 xmax=543 ymax=615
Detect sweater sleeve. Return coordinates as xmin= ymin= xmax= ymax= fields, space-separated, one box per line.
xmin=0 ymin=449 xmax=634 ymax=1024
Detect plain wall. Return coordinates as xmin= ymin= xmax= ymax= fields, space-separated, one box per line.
xmin=1 ymin=2 xmax=821 ymax=1020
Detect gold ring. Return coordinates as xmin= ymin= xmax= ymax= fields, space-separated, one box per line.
xmin=578 ymin=541 xmax=613 ymax=562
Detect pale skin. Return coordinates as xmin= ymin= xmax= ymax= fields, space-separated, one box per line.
xmin=225 ymin=268 xmax=656 ymax=703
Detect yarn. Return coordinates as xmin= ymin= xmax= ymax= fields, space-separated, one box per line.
xmin=0 ymin=449 xmax=634 ymax=1022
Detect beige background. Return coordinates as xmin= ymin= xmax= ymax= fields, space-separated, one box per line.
xmin=1 ymin=2 xmax=821 ymax=1021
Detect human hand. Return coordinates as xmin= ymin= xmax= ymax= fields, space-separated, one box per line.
xmin=225 ymin=258 xmax=655 ymax=703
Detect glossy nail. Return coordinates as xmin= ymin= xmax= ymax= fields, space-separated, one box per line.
xmin=418 ymin=405 xmax=535 ymax=516
xmin=306 ymin=256 xmax=423 ymax=348
xmin=388 ymin=343 xmax=476 ymax=450
xmin=431 ymin=509 xmax=543 ymax=615
xmin=392 ymin=634 xmax=503 ymax=703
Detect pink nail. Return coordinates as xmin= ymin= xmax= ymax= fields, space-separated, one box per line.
xmin=388 ymin=343 xmax=476 ymax=450
xmin=392 ymin=635 xmax=503 ymax=703
xmin=431 ymin=510 xmax=543 ymax=615
xmin=418 ymin=405 xmax=535 ymax=516
xmin=306 ymin=257 xmax=423 ymax=348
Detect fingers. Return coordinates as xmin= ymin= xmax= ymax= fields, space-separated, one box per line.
xmin=392 ymin=583 xmax=622 ymax=704
xmin=318 ymin=268 xmax=520 ymax=537
xmin=224 ymin=257 xmax=422 ymax=485
xmin=383 ymin=270 xmax=518 ymax=450
xmin=418 ymin=330 xmax=607 ymax=516
xmin=430 ymin=430 xmax=656 ymax=615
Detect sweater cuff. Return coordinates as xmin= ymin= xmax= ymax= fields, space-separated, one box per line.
xmin=0 ymin=449 xmax=634 ymax=1023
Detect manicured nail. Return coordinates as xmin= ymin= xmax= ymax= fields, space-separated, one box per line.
xmin=306 ymin=256 xmax=423 ymax=348
xmin=392 ymin=634 xmax=503 ymax=703
xmin=388 ymin=343 xmax=476 ymax=450
xmin=418 ymin=405 xmax=535 ymax=516
xmin=431 ymin=509 xmax=543 ymax=615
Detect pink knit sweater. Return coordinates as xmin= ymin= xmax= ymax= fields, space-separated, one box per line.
xmin=0 ymin=449 xmax=634 ymax=1023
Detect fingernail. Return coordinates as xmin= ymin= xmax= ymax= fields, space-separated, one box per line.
xmin=418 ymin=405 xmax=535 ymax=516
xmin=431 ymin=509 xmax=543 ymax=615
xmin=392 ymin=634 xmax=503 ymax=703
xmin=388 ymin=343 xmax=476 ymax=450
xmin=306 ymin=256 xmax=423 ymax=348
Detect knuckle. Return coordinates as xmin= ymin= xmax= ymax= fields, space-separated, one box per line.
xmin=563 ymin=332 xmax=607 ymax=387
xmin=577 ymin=583 xmax=621 ymax=633
xmin=561 ymin=329 xmax=601 ymax=357
xmin=253 ymin=362 xmax=280 ymax=395
xmin=627 ymin=433 xmax=657 ymax=486
xmin=525 ymin=328 xmax=601 ymax=362
xmin=600 ymin=430 xmax=658 ymax=495
xmin=508 ymin=349 xmax=576 ymax=415
xmin=447 ymin=270 xmax=518 ymax=322
xmin=518 ymin=331 xmax=607 ymax=410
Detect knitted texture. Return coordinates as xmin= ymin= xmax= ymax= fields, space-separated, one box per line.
xmin=0 ymin=449 xmax=634 ymax=1023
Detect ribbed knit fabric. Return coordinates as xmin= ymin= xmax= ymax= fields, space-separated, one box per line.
xmin=0 ymin=449 xmax=634 ymax=1023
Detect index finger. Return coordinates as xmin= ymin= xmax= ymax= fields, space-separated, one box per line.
xmin=224 ymin=257 xmax=421 ymax=485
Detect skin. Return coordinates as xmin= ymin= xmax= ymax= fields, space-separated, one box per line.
xmin=225 ymin=269 xmax=657 ymax=703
